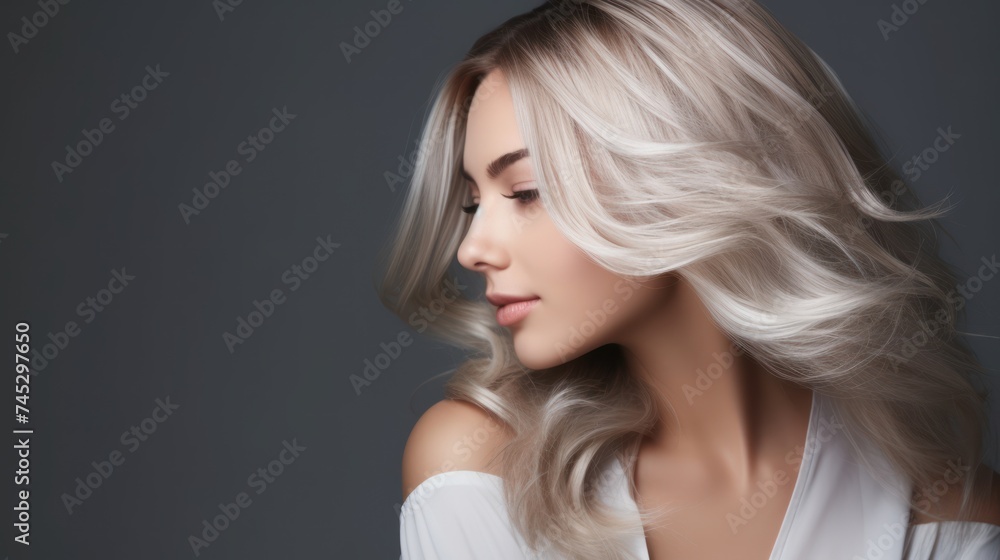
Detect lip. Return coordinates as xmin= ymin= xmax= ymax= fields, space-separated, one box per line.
xmin=493 ymin=297 xmax=540 ymax=327
xmin=486 ymin=292 xmax=539 ymax=307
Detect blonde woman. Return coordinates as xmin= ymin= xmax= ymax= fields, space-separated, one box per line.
xmin=376 ymin=1 xmax=1000 ymax=558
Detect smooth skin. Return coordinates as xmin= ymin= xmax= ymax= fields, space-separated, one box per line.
xmin=401 ymin=69 xmax=1000 ymax=559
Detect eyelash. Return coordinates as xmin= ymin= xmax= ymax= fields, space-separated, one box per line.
xmin=461 ymin=189 xmax=539 ymax=214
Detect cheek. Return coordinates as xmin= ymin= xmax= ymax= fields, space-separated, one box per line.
xmin=517 ymin=219 xmax=633 ymax=360
xmin=526 ymin=217 xmax=612 ymax=308
xmin=554 ymin=267 xmax=631 ymax=339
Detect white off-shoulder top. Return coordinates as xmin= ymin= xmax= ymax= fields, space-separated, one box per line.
xmin=399 ymin=391 xmax=1000 ymax=559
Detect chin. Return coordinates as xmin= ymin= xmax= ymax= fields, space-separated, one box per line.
xmin=511 ymin=330 xmax=592 ymax=370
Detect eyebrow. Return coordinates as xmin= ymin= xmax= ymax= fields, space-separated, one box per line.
xmin=460 ymin=148 xmax=530 ymax=185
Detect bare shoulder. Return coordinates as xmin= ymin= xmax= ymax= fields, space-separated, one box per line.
xmin=911 ymin=463 xmax=1000 ymax=527
xmin=401 ymin=398 xmax=515 ymax=503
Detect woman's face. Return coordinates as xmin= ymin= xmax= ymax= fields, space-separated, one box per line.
xmin=456 ymin=69 xmax=675 ymax=370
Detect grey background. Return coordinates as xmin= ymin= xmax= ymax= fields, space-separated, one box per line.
xmin=0 ymin=0 xmax=997 ymax=558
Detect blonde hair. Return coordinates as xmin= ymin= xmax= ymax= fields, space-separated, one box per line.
xmin=376 ymin=1 xmax=996 ymax=558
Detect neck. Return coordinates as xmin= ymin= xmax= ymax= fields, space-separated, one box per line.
xmin=617 ymin=276 xmax=813 ymax=488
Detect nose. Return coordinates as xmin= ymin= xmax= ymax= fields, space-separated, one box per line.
xmin=456 ymin=199 xmax=511 ymax=273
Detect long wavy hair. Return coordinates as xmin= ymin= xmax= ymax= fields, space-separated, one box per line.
xmin=375 ymin=1 xmax=996 ymax=558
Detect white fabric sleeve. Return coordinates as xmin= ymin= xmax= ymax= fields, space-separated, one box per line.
xmin=399 ymin=470 xmax=537 ymax=560
xmin=904 ymin=521 xmax=1000 ymax=560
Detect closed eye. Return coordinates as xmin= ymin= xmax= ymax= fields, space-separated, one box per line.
xmin=461 ymin=189 xmax=539 ymax=214
xmin=502 ymin=189 xmax=540 ymax=204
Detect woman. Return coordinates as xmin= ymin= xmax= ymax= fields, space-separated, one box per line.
xmin=376 ymin=1 xmax=1000 ymax=558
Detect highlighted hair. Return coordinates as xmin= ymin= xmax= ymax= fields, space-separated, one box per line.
xmin=376 ymin=1 xmax=995 ymax=557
